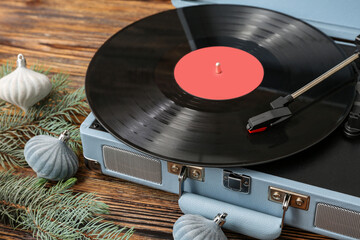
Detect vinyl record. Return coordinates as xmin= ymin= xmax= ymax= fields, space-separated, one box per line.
xmin=86 ymin=5 xmax=356 ymax=167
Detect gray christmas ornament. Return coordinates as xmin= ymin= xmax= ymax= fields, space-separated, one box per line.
xmin=173 ymin=213 xmax=228 ymax=240
xmin=24 ymin=130 xmax=79 ymax=181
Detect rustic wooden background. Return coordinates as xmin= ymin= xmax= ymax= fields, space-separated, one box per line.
xmin=0 ymin=0 xmax=333 ymax=239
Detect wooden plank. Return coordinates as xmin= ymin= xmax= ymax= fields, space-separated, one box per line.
xmin=0 ymin=0 xmax=334 ymax=239
xmin=0 ymin=0 xmax=173 ymax=88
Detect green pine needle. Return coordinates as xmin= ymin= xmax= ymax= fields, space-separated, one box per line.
xmin=0 ymin=61 xmax=136 ymax=239
xmin=0 ymin=62 xmax=89 ymax=168
xmin=0 ymin=171 xmax=134 ymax=240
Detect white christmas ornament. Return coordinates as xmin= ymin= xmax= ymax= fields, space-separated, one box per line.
xmin=0 ymin=54 xmax=52 ymax=112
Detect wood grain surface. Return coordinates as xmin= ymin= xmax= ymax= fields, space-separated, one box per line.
xmin=0 ymin=1 xmax=334 ymax=239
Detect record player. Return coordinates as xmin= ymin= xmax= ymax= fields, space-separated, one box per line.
xmin=80 ymin=0 xmax=360 ymax=239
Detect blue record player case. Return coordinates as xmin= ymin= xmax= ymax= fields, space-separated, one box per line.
xmin=81 ymin=1 xmax=360 ymax=239
xmin=172 ymin=0 xmax=360 ymax=41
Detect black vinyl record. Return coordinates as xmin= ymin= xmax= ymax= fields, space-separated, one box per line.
xmin=85 ymin=5 xmax=356 ymax=167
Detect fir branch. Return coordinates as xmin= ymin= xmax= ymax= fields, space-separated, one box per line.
xmin=30 ymin=61 xmax=51 ymax=75
xmin=0 ymin=139 xmax=25 ymax=168
xmin=0 ymin=172 xmax=134 ymax=239
xmin=0 ymin=61 xmax=12 ymax=77
xmin=50 ymin=73 xmax=71 ymax=93
xmin=0 ymin=62 xmax=89 ymax=168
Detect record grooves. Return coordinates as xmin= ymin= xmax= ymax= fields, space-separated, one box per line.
xmin=85 ymin=4 xmax=356 ymax=167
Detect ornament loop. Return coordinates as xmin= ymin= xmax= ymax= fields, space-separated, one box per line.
xmin=214 ymin=213 xmax=227 ymax=227
xmin=59 ymin=130 xmax=70 ymax=143
xmin=17 ymin=54 xmax=27 ymax=68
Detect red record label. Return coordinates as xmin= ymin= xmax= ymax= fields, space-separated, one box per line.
xmin=174 ymin=46 xmax=264 ymax=100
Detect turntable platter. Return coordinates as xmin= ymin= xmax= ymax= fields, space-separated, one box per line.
xmin=85 ymin=5 xmax=356 ymax=167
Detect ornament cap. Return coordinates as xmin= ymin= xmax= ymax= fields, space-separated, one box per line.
xmin=213 ymin=213 xmax=227 ymax=227
xmin=17 ymin=54 xmax=27 ymax=68
xmin=59 ymin=130 xmax=70 ymax=143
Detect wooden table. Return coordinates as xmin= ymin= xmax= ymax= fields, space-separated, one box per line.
xmin=0 ymin=1 xmax=333 ymax=239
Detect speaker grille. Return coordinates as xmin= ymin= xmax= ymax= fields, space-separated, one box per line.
xmin=314 ymin=203 xmax=360 ymax=239
xmin=103 ymin=146 xmax=162 ymax=184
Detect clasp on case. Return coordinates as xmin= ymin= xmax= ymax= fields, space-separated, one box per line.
xmin=178 ymin=166 xmax=188 ymax=197
xmin=223 ymin=170 xmax=251 ymax=194
xmin=268 ymin=186 xmax=310 ymax=210
xmin=168 ymin=162 xmax=205 ymax=182
xmin=281 ymin=193 xmax=291 ymax=229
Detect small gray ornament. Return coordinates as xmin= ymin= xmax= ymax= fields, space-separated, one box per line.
xmin=24 ymin=130 xmax=79 ymax=181
xmin=173 ymin=213 xmax=228 ymax=240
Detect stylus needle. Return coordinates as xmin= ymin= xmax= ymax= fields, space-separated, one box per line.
xmin=247 ymin=35 xmax=360 ymax=133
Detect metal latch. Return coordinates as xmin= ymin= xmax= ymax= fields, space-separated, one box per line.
xmin=268 ymin=186 xmax=310 ymax=210
xmin=178 ymin=166 xmax=187 ymax=197
xmin=168 ymin=162 xmax=204 ymax=181
xmin=168 ymin=162 xmax=204 ymax=197
xmin=268 ymin=186 xmax=310 ymax=229
xmin=223 ymin=170 xmax=251 ymax=194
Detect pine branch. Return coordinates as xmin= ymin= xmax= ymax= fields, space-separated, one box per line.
xmin=0 ymin=171 xmax=134 ymax=240
xmin=0 ymin=62 xmax=89 ymax=168
xmin=0 ymin=61 xmax=135 ymax=239
xmin=0 ymin=61 xmax=13 ymax=77
xmin=0 ymin=139 xmax=25 ymax=168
